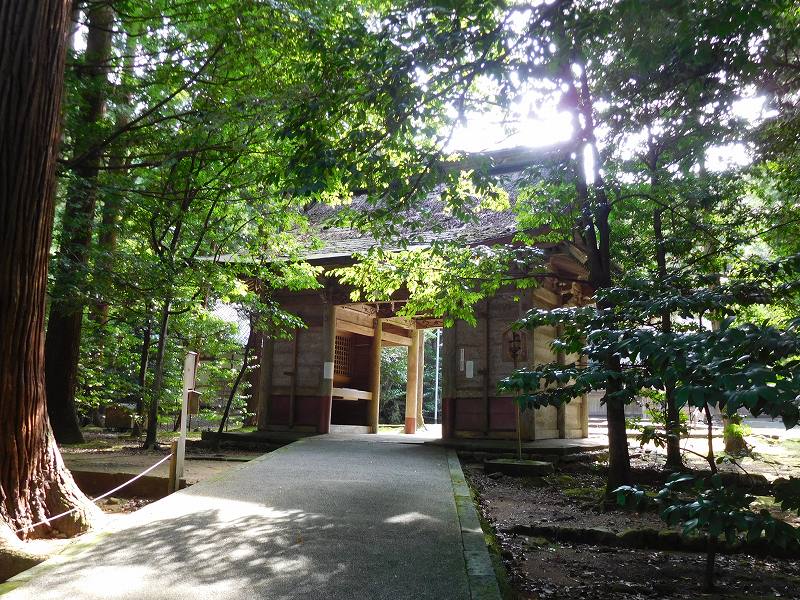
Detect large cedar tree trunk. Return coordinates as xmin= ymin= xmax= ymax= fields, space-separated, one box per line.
xmin=44 ymin=2 xmax=114 ymax=444
xmin=0 ymin=0 xmax=99 ymax=548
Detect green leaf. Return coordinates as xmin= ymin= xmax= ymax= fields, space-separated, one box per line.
xmin=682 ymin=518 xmax=700 ymax=536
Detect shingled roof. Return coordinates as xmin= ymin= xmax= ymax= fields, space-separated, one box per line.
xmin=298 ymin=146 xmax=552 ymax=262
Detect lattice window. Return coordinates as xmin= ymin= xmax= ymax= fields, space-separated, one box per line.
xmin=334 ymin=335 xmax=352 ymax=376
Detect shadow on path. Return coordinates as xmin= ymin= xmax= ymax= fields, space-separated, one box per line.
xmin=6 ymin=438 xmax=470 ymax=600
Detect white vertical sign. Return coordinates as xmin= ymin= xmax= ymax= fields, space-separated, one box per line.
xmin=323 ymin=361 xmax=334 ymax=380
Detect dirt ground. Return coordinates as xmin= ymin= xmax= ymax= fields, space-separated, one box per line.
xmin=60 ymin=428 xmax=263 ymax=487
xmin=58 ymin=429 xmax=264 ymax=519
xmin=581 ymin=414 xmax=800 ymax=484
xmin=630 ymin=431 xmax=800 ymax=483
xmin=56 ymin=429 xmax=260 ymax=522
xmin=464 ymin=459 xmax=800 ymax=600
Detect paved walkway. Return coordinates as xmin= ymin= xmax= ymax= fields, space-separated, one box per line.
xmin=4 ymin=437 xmax=494 ymax=600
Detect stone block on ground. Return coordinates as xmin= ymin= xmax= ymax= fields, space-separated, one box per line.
xmin=484 ymin=458 xmax=555 ymax=477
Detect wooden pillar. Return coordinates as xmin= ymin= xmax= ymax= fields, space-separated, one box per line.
xmin=256 ymin=335 xmax=274 ymax=431
xmin=405 ymin=328 xmax=421 ymax=434
xmin=369 ymin=318 xmax=383 ymax=433
xmin=556 ymin=324 xmax=567 ymax=439
xmin=579 ymin=354 xmax=589 ymax=438
xmin=416 ymin=328 xmax=425 ymax=428
xmin=319 ymin=300 xmax=336 ymax=434
xmin=441 ymin=326 xmax=456 ymax=439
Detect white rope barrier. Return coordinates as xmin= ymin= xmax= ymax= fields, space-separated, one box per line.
xmin=14 ymin=453 xmax=173 ymax=535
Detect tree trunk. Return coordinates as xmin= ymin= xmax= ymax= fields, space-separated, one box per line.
xmin=704 ymin=404 xmax=719 ymax=474
xmin=723 ymin=412 xmax=748 ymax=454
xmin=132 ymin=304 xmax=153 ymax=438
xmin=144 ymin=299 xmax=171 ymax=449
xmin=603 ymin=359 xmax=631 ymax=493
xmin=44 ymin=1 xmax=114 ymax=444
xmin=579 ymin=164 xmax=631 ymax=494
xmin=93 ymin=162 xmax=122 ymax=327
xmin=0 ymin=0 xmax=99 ymax=542
xmin=93 ymin=26 xmax=134 ymax=330
xmin=219 ymin=346 xmax=252 ymax=435
xmin=652 ymin=206 xmax=683 ymax=469
xmin=558 ymin=52 xmax=631 ymax=494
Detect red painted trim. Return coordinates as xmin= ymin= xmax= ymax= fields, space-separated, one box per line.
xmin=404 ymin=417 xmax=416 ymax=434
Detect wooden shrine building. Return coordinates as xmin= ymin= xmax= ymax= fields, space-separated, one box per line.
xmin=253 ymin=149 xmax=593 ymax=441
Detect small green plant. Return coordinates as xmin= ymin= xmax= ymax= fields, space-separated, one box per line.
xmin=616 ymin=473 xmax=799 ymax=591
xmin=723 ymin=413 xmax=752 ymax=455
xmin=723 ymin=421 xmax=752 ymax=439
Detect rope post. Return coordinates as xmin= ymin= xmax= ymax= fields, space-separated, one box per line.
xmin=168 ymin=439 xmax=179 ymax=494
xmin=169 ymin=351 xmax=197 ymax=494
